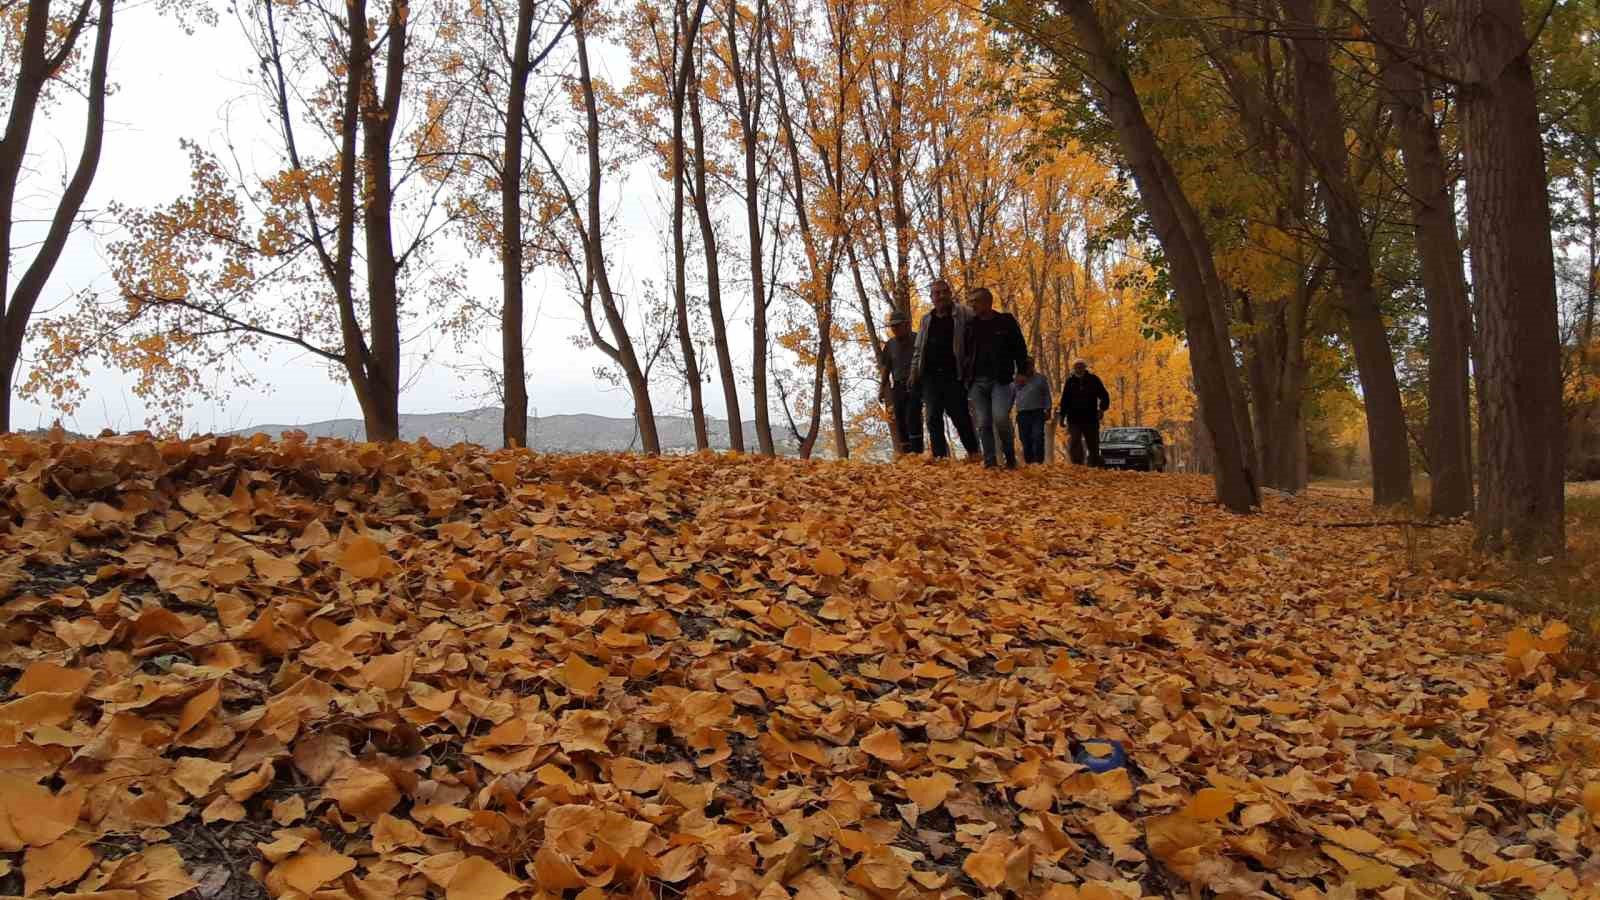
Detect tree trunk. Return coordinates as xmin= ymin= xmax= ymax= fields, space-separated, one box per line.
xmin=670 ymin=0 xmax=710 ymax=450
xmin=1282 ymin=0 xmax=1412 ymax=506
xmin=1061 ymin=0 xmax=1259 ymax=512
xmin=576 ymin=9 xmax=660 ymax=453
xmin=687 ymin=42 xmax=742 ymax=452
xmin=827 ymin=347 xmax=846 ymax=458
xmin=351 ymin=0 xmax=409 ymax=442
xmin=1457 ymin=0 xmax=1566 ymax=555
xmin=1370 ymin=0 xmax=1473 ymax=516
xmin=0 ymin=0 xmax=109 ymax=433
xmin=766 ymin=9 xmax=831 ymax=461
xmin=723 ymin=0 xmax=774 ymax=455
xmin=499 ymin=0 xmax=534 ymax=449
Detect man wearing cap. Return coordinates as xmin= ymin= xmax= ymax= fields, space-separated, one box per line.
xmin=910 ymin=279 xmax=980 ymax=460
xmin=1057 ymin=359 xmax=1111 ymax=466
xmin=878 ymin=308 xmax=923 ymax=455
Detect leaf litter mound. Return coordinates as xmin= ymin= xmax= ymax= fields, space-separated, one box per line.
xmin=0 ymin=434 xmax=1596 ymax=900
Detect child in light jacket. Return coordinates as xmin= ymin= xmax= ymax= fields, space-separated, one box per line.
xmin=1015 ymin=360 xmax=1051 ymax=465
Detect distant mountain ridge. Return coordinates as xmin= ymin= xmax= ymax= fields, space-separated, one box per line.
xmin=230 ymin=407 xmax=803 ymax=453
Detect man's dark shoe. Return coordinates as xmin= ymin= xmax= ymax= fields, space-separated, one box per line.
xmin=1005 ymin=457 xmax=1018 ymax=470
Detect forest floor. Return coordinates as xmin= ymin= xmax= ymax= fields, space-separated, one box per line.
xmin=1 ymin=435 xmax=1597 ymax=900
xmin=1309 ymin=477 xmax=1600 ymax=633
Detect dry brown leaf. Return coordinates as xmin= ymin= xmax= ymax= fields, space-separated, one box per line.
xmin=559 ymin=654 xmax=608 ymax=695
xmin=812 ymin=548 xmax=846 ymax=577
xmin=859 ymin=727 xmax=904 ymax=763
xmin=1088 ymin=811 xmax=1143 ymax=862
xmin=23 ymin=836 xmax=97 ymax=894
xmin=903 ymin=772 xmax=956 ymax=811
xmin=276 ymin=849 xmax=357 ymax=894
xmin=14 ymin=661 xmax=94 ymax=696
xmin=170 ymin=757 xmax=231 ymax=798
xmin=324 ymin=763 xmax=402 ymax=821
xmin=963 ymin=836 xmax=1010 ymax=889
xmin=532 ymin=846 xmax=586 ymax=892
xmin=174 ymin=682 xmax=220 ymax=738
xmin=225 ymin=760 xmax=275 ymax=802
xmin=338 ymin=535 xmax=390 ymax=580
xmin=446 ymin=855 xmax=524 ymax=900
xmin=0 ymin=775 xmax=83 ymax=850
xmin=1182 ymin=787 xmax=1236 ymax=821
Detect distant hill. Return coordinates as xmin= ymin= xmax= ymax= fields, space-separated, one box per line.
xmin=230 ymin=407 xmax=805 ymax=454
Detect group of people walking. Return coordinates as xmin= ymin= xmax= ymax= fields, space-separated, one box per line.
xmin=878 ymin=279 xmax=1113 ymax=468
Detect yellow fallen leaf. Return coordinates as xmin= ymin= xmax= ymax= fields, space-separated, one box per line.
xmin=1583 ymin=782 xmax=1600 ymax=816
xmin=1321 ymin=843 xmax=1398 ymax=889
xmin=271 ymin=795 xmax=306 ymax=826
xmin=251 ymin=552 xmax=303 ymax=582
xmin=225 ymin=760 xmax=275 ymax=802
xmin=560 ymin=654 xmax=608 ymax=695
xmin=860 ymin=727 xmax=905 ymax=763
xmin=847 ymin=845 xmax=911 ymax=893
xmin=325 ymin=763 xmax=401 ymax=821
xmin=1183 ymin=787 xmax=1236 ymax=821
xmin=361 ymin=651 xmax=414 ymax=690
xmin=1318 ymin=824 xmax=1385 ymax=854
xmin=446 ymin=855 xmax=524 ymax=900
xmin=1144 ymin=812 xmax=1218 ymax=873
xmin=812 ymin=548 xmax=846 ymax=577
xmin=867 ymin=577 xmax=898 ymax=602
xmin=372 ymin=814 xmax=425 ymax=853
xmin=1536 ymin=621 xmax=1570 ymax=653
xmin=14 ymin=661 xmax=93 ymax=696
xmin=338 ymin=535 xmax=388 ymax=580
xmin=904 ymin=772 xmax=957 ymax=810
xmin=175 ymin=682 xmax=220 ymax=737
xmin=23 ymin=837 xmax=96 ymax=895
xmin=171 ymin=757 xmax=232 ymax=798
xmin=1088 ymin=811 xmax=1143 ymax=862
xmin=277 ymin=849 xmax=357 ymax=895
xmin=963 ymin=844 xmax=1008 ymax=889
xmin=808 ymin=663 xmax=843 ymax=695
xmin=102 ymin=844 xmax=196 ymax=900
xmin=0 ymin=775 xmax=83 ymax=851
xmin=532 ymin=846 xmax=586 ymax=892
xmin=0 ymin=692 xmax=80 ymax=728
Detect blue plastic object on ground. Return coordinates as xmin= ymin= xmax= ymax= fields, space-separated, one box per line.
xmin=1074 ymin=739 xmax=1127 ymax=773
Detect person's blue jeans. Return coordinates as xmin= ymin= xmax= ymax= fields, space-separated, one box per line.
xmin=968 ymin=378 xmax=1017 ymax=467
xmin=1016 ymin=409 xmax=1047 ymax=464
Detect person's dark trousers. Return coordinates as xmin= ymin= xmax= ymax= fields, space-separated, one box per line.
xmin=968 ymin=377 xmax=1017 ymax=467
xmin=923 ymin=372 xmax=979 ymax=459
xmin=891 ymin=386 xmax=924 ymax=454
xmin=1066 ymin=418 xmax=1101 ymax=466
xmin=1017 ymin=409 xmax=1046 ymax=464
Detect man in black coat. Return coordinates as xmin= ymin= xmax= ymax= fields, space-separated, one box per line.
xmin=961 ymin=287 xmax=1029 ymax=468
xmin=1057 ymin=359 xmax=1111 ymax=466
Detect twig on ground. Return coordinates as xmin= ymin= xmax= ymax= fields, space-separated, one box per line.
xmin=1316 ymin=520 xmax=1453 ymax=529
xmin=191 ymin=820 xmax=244 ymax=900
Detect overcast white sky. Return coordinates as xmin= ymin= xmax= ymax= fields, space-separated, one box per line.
xmin=10 ymin=2 xmax=758 ymax=434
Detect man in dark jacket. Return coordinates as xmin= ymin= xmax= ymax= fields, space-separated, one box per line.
xmin=911 ymin=279 xmax=979 ymax=460
xmin=1057 ymin=359 xmax=1111 ymax=466
xmin=878 ymin=310 xmax=922 ymax=455
xmin=962 ymin=287 xmax=1029 ymax=468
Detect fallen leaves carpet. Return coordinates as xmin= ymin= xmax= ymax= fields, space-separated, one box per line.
xmin=1 ymin=435 xmax=1597 ymax=900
